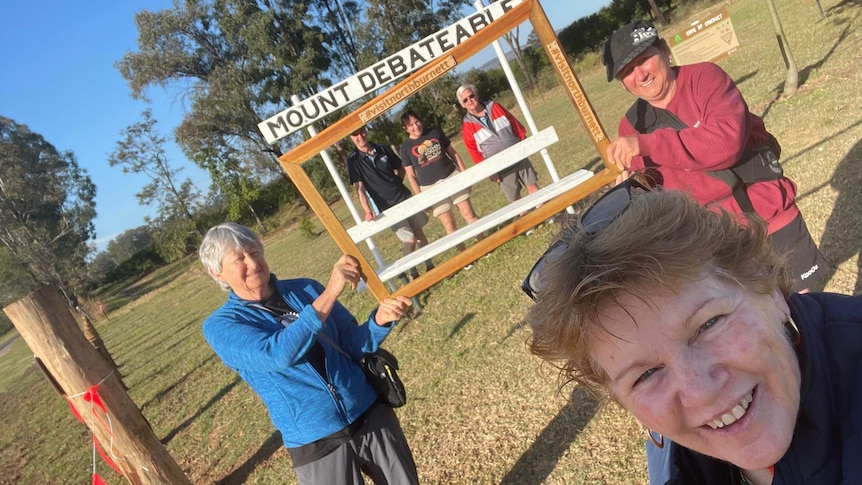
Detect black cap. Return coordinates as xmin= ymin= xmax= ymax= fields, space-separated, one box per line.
xmin=603 ymin=20 xmax=659 ymax=82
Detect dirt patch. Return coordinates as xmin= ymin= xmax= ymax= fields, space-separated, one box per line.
xmin=0 ymin=447 xmax=25 ymax=485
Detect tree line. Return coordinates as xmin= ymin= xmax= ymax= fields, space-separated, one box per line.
xmin=1 ymin=0 xmax=694 ymax=335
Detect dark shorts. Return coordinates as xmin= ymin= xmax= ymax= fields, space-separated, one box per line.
xmin=769 ymin=213 xmax=830 ymax=291
xmin=497 ymin=159 xmax=538 ymax=202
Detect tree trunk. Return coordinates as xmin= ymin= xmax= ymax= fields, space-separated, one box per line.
xmin=765 ymin=0 xmax=799 ymax=96
xmin=502 ymin=29 xmax=534 ymax=89
xmin=647 ymin=0 xmax=667 ymax=25
xmin=4 ymin=286 xmax=192 ymax=485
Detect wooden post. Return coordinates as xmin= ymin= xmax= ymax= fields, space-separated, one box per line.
xmin=3 ymin=286 xmax=192 ymax=485
xmin=76 ymin=309 xmax=124 ymax=379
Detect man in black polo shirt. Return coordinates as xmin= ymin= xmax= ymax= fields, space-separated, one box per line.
xmin=347 ymin=126 xmax=432 ymax=279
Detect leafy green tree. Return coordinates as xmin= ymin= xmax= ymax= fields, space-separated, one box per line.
xmin=109 ymin=109 xmax=203 ymax=233
xmin=88 ymin=225 xmax=154 ymax=281
xmin=109 ymin=109 xmax=206 ymax=262
xmin=0 ymin=246 xmax=32 ymax=334
xmin=352 ymin=0 xmax=469 ymax=128
xmin=149 ymin=214 xmax=201 ymax=263
xmin=0 ymin=116 xmax=96 ymax=308
xmin=308 ymin=0 xmax=363 ymax=76
xmin=118 ymin=1 xmax=333 ymax=172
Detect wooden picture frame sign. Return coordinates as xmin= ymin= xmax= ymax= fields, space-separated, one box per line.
xmin=269 ymin=0 xmax=618 ymax=302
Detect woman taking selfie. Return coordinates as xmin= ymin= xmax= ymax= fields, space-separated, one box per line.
xmin=523 ymin=181 xmax=861 ymax=484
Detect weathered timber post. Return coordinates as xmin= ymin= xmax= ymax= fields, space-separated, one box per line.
xmin=3 ymin=286 xmax=192 ymax=485
xmin=76 ymin=308 xmax=124 ymax=379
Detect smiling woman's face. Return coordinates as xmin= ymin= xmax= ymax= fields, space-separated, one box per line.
xmin=618 ymin=44 xmax=676 ymax=108
xmin=589 ymin=274 xmax=800 ymax=470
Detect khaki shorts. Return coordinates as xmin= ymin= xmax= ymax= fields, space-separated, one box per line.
xmin=420 ymin=173 xmax=472 ymax=217
xmin=391 ymin=211 xmax=429 ymax=243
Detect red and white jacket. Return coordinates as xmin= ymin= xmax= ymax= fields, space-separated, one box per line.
xmin=461 ymin=101 xmax=527 ymax=164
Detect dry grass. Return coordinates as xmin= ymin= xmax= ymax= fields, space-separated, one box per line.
xmin=1 ymin=0 xmax=859 ymax=483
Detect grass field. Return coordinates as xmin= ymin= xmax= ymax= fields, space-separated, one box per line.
xmin=1 ymin=0 xmax=860 ymax=483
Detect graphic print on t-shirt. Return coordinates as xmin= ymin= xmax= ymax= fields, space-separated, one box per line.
xmin=412 ymin=138 xmax=443 ymax=167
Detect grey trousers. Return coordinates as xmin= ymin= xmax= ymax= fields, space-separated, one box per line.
xmin=293 ymin=403 xmax=419 ymax=485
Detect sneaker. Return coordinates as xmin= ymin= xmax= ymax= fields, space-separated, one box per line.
xmin=409 ymin=268 xmax=420 ymax=280
xmin=425 ymin=260 xmax=435 ymax=271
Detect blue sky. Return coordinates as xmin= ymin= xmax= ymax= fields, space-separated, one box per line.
xmin=0 ymin=0 xmax=609 ymax=253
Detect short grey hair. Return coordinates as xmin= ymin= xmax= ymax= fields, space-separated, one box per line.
xmin=199 ymin=222 xmax=264 ymax=291
xmin=456 ymin=84 xmax=478 ymax=103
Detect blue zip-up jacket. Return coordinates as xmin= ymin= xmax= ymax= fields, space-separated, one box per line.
xmin=202 ymin=276 xmax=392 ymax=448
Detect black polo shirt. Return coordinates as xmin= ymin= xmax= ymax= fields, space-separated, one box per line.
xmin=346 ymin=143 xmax=412 ymax=211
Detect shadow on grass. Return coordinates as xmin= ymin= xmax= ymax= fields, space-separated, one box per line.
xmin=161 ymin=375 xmax=242 ymax=445
xmin=503 ymin=320 xmax=526 ymax=341
xmin=448 ymin=313 xmax=475 ymax=339
xmin=826 ymin=0 xmax=861 ymax=17
xmin=731 ymin=71 xmax=758 ymax=91
xmin=788 ymin=120 xmax=862 ymax=293
xmin=761 ymin=21 xmax=852 ymax=118
xmin=129 ymin=324 xmax=199 ymax=375
xmin=499 ymin=386 xmax=599 ymax=485
xmin=581 ymin=156 xmax=603 ymax=173
xmin=139 ymin=353 xmax=218 ymax=410
xmin=815 ymin=137 xmax=862 ymax=293
xmin=215 ymin=432 xmax=283 ymax=485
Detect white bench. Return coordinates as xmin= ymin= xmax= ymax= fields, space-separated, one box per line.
xmin=347 ymin=127 xmax=559 ymax=243
xmin=375 ymin=169 xmax=593 ymax=282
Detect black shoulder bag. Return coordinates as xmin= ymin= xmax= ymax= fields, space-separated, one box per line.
xmin=249 ymin=303 xmax=407 ymax=408
xmin=318 ymin=334 xmax=407 ymax=408
xmin=627 ymin=99 xmax=783 ymax=214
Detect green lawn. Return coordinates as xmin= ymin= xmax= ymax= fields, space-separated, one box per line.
xmin=1 ymin=0 xmax=859 ymax=483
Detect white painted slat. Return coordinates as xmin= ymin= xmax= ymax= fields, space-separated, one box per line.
xmin=376 ymin=169 xmax=593 ymax=281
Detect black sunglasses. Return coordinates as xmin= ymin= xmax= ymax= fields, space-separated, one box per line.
xmin=461 ymin=93 xmax=476 ymax=103
xmin=521 ymin=177 xmax=651 ymax=300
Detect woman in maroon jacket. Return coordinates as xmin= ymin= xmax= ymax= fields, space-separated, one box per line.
xmin=603 ymin=20 xmax=828 ymax=291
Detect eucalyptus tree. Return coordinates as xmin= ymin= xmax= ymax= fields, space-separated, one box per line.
xmin=117 ymin=0 xmax=334 ymax=202
xmin=110 ymin=109 xmax=202 ymax=227
xmin=350 ymin=0 xmax=470 ymax=135
xmin=0 ymin=116 xmax=96 ymax=307
xmin=88 ymin=224 xmax=155 ymax=282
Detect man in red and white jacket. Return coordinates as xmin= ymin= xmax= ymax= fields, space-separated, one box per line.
xmin=458 ymin=84 xmax=540 ymax=206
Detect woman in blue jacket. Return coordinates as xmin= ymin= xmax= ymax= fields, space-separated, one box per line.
xmin=523 ymin=182 xmax=861 ymax=484
xmin=199 ymin=222 xmax=419 ymax=484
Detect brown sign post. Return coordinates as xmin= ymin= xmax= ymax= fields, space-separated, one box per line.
xmin=3 ymin=286 xmax=192 ymax=485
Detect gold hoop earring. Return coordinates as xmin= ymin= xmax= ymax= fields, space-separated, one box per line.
xmin=646 ymin=428 xmax=664 ymax=449
xmin=786 ymin=315 xmax=799 ymax=334
xmin=785 ymin=315 xmax=801 ymax=345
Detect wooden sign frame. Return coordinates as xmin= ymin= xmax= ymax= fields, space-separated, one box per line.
xmin=274 ymin=0 xmax=618 ymax=302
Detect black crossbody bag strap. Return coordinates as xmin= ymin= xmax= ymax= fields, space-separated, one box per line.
xmin=626 ymin=99 xmax=756 ymax=213
xmin=249 ymin=303 xmax=358 ymax=363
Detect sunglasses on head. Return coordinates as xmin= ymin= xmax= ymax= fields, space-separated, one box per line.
xmin=461 ymin=93 xmax=476 ymax=103
xmin=521 ymin=177 xmax=651 ymax=301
